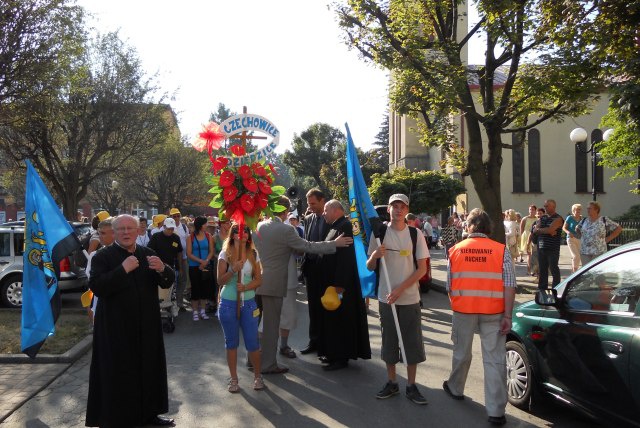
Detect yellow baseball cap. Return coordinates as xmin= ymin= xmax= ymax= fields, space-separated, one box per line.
xmin=321 ymin=286 xmax=341 ymax=311
xmin=169 ymin=208 xmax=181 ymax=216
xmin=96 ymin=211 xmax=110 ymax=222
xmin=154 ymin=214 xmax=167 ymax=227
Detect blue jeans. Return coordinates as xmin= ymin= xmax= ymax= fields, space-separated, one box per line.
xmin=537 ymin=247 xmax=560 ymax=290
xmin=218 ymin=298 xmax=260 ymax=351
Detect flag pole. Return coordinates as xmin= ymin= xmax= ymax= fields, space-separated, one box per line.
xmin=376 ymin=237 xmax=408 ymax=367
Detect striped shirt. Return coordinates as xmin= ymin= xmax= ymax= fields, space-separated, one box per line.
xmin=446 ymin=233 xmax=516 ymax=292
xmin=538 ymin=213 xmax=563 ymax=251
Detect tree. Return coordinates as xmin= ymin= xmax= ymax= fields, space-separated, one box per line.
xmin=0 ymin=0 xmax=85 ymax=123
xmin=282 ymin=123 xmax=345 ymax=194
xmin=539 ymin=1 xmax=640 ymax=192
xmin=369 ymin=168 xmax=465 ymax=215
xmin=335 ymin=0 xmax=601 ymax=240
xmin=0 ymin=32 xmax=172 ymax=219
xmin=121 ymin=138 xmax=210 ymax=214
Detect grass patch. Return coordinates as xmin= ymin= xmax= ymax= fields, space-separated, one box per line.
xmin=0 ymin=310 xmax=91 ymax=354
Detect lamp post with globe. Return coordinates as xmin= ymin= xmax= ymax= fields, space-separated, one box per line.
xmin=569 ymin=127 xmax=614 ymax=201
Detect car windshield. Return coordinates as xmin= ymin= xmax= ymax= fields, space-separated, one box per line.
xmin=563 ymin=249 xmax=640 ymax=313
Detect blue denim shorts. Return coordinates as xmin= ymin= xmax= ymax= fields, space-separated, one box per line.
xmin=218 ymin=298 xmax=260 ymax=351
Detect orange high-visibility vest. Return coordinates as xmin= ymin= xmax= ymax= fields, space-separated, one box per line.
xmin=449 ymin=237 xmax=505 ymax=314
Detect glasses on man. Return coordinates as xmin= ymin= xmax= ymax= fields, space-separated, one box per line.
xmin=115 ymin=226 xmax=137 ymax=232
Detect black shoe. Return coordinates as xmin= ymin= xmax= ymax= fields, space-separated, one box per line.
xmin=443 ymin=381 xmax=464 ymax=400
xmin=300 ymin=344 xmax=317 ymax=354
xmin=405 ymin=384 xmax=428 ymax=405
xmin=488 ymin=415 xmax=506 ymax=426
xmin=322 ymin=360 xmax=348 ymax=371
xmin=375 ymin=381 xmax=399 ymax=399
xmin=147 ymin=415 xmax=175 ymax=426
xmin=318 ymin=356 xmax=329 ymax=365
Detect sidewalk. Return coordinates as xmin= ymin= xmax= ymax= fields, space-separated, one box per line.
xmin=427 ymin=243 xmax=575 ymax=303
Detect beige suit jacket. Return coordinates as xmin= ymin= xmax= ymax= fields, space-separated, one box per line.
xmin=253 ymin=217 xmax=337 ymax=297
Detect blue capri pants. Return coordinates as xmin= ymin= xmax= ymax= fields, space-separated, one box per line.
xmin=218 ymin=298 xmax=260 ymax=351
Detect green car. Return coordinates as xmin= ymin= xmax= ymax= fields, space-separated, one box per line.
xmin=506 ymin=241 xmax=640 ymax=427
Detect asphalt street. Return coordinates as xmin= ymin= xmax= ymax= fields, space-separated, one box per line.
xmin=3 ymin=260 xmax=597 ymax=427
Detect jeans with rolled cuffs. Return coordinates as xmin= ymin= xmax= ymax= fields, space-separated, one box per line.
xmin=218 ymin=298 xmax=260 ymax=351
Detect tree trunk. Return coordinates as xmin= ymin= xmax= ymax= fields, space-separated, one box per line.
xmin=464 ymin=116 xmax=505 ymax=243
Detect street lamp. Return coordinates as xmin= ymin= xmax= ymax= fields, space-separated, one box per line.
xmin=570 ymin=127 xmax=612 ymax=201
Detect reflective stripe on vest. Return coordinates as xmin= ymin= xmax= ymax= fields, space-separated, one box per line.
xmin=449 ymin=237 xmax=505 ymax=314
xmin=450 ymin=271 xmax=503 ymax=280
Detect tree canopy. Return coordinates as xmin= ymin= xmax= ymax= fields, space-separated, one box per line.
xmin=335 ymin=0 xmax=602 ymax=239
xmin=0 ymin=31 xmax=172 ymax=218
xmin=369 ymin=167 xmax=464 ymax=215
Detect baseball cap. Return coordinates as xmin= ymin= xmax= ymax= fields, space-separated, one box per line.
xmin=96 ymin=210 xmax=110 ymax=222
xmin=388 ymin=193 xmax=409 ymax=206
xmin=163 ymin=217 xmax=177 ymax=229
xmin=169 ymin=208 xmax=181 ymax=216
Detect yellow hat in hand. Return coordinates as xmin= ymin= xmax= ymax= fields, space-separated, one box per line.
xmin=321 ymin=286 xmax=341 ymax=311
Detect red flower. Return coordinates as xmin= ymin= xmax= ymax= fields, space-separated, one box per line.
xmin=267 ymin=163 xmax=278 ymax=176
xmin=252 ymin=163 xmax=267 ymax=177
xmin=265 ymin=175 xmax=273 ymax=184
xmin=192 ymin=122 xmax=225 ymax=153
xmin=258 ymin=181 xmax=272 ymax=194
xmin=238 ymin=165 xmax=252 ymax=179
xmin=230 ymin=145 xmax=246 ymax=156
xmin=254 ymin=192 xmax=268 ymax=209
xmin=240 ymin=194 xmax=255 ymax=213
xmin=243 ymin=177 xmax=259 ymax=193
xmin=212 ymin=157 xmax=229 ymax=173
xmin=222 ymin=185 xmax=239 ymax=202
xmin=219 ymin=170 xmax=236 ymax=187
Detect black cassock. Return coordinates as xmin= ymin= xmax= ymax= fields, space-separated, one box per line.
xmin=317 ymin=216 xmax=371 ymax=362
xmin=86 ymin=244 xmax=175 ymax=428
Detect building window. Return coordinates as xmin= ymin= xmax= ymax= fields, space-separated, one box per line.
xmin=592 ymin=129 xmax=604 ymax=193
xmin=512 ymin=133 xmax=525 ymax=192
xmin=528 ymin=129 xmax=541 ymax=193
xmin=575 ymin=140 xmax=588 ymax=192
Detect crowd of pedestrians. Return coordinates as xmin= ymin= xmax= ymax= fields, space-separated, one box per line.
xmin=78 ymin=191 xmax=626 ymax=427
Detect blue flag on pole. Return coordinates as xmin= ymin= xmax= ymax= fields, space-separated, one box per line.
xmin=21 ymin=160 xmax=81 ymax=358
xmin=345 ymin=123 xmax=378 ymax=298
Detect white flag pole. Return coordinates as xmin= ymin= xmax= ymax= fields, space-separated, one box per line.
xmin=376 ymin=237 xmax=408 ymax=367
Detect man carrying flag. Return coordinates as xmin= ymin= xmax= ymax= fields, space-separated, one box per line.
xmin=21 ymin=160 xmax=82 ymax=358
xmin=366 ymin=193 xmax=429 ymax=405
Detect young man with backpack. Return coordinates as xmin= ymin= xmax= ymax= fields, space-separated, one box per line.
xmin=366 ymin=194 xmax=430 ymax=405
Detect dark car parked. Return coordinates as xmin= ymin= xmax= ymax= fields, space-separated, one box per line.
xmin=0 ymin=221 xmax=90 ymax=308
xmin=507 ymin=241 xmax=640 ymax=427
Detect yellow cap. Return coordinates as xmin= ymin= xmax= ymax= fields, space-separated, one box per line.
xmin=154 ymin=214 xmax=167 ymax=227
xmin=321 ymin=286 xmax=341 ymax=311
xmin=96 ymin=211 xmax=110 ymax=222
xmin=169 ymin=208 xmax=181 ymax=216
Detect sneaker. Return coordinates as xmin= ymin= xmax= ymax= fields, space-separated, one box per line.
xmin=228 ymin=378 xmax=239 ymax=393
xmin=200 ymin=310 xmax=210 ymax=320
xmin=253 ymin=376 xmax=265 ymax=390
xmin=375 ymin=381 xmax=399 ymax=399
xmin=192 ymin=312 xmax=200 ymax=321
xmin=406 ymin=384 xmax=428 ymax=405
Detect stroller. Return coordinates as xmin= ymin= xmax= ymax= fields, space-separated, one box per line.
xmin=159 ymin=279 xmax=178 ymax=333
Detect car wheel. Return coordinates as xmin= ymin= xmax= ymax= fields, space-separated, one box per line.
xmin=506 ymin=341 xmax=532 ymax=409
xmin=1 ymin=274 xmax=23 ymax=308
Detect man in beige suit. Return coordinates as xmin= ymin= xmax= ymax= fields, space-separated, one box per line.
xmin=253 ymin=196 xmax=353 ymax=374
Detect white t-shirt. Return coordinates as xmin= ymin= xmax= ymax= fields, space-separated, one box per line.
xmin=368 ymin=225 xmax=430 ymax=305
xmin=174 ymin=222 xmax=189 ymax=260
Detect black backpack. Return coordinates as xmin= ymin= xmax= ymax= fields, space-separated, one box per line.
xmin=374 ymin=225 xmax=419 ymax=296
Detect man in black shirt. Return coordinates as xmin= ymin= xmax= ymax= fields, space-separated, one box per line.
xmin=149 ymin=217 xmax=183 ymax=271
xmin=532 ymin=199 xmax=563 ymax=290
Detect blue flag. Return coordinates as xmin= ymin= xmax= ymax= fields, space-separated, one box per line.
xmin=21 ymin=160 xmax=81 ymax=358
xmin=345 ymin=123 xmax=378 ymax=298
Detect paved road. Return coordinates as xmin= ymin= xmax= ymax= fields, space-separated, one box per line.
xmin=3 ymin=284 xmax=597 ymax=427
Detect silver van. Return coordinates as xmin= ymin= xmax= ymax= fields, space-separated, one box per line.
xmin=0 ymin=222 xmax=90 ymax=308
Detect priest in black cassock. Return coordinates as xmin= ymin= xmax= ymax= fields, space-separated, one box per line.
xmin=317 ymin=200 xmax=371 ymax=371
xmin=86 ymin=215 xmax=176 ymax=428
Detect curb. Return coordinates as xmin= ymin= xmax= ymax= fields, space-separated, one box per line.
xmin=0 ymin=334 xmax=92 ymax=364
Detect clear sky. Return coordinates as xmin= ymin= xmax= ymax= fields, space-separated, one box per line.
xmin=78 ymin=0 xmax=391 ymax=153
